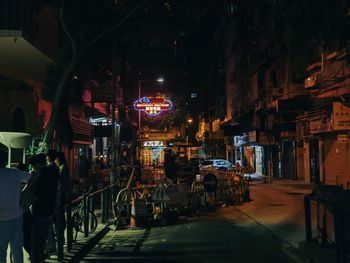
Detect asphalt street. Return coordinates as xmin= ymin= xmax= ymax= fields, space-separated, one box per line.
xmin=8 ymin=180 xmax=327 ymax=263
xmin=80 ymin=204 xmax=298 ymax=263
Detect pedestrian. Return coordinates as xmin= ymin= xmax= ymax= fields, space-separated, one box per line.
xmin=44 ymin=149 xmax=60 ymax=255
xmin=55 ymin=152 xmax=71 ymax=204
xmin=55 ymin=152 xmax=70 ymax=243
xmin=0 ymin=148 xmax=31 ymax=263
xmin=22 ymin=154 xmax=46 ymax=257
xmin=30 ymin=150 xmax=58 ymax=262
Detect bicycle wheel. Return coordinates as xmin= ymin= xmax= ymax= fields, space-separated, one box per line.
xmin=87 ymin=211 xmax=98 ymax=234
xmin=113 ymin=205 xmax=124 ymax=230
xmin=72 ymin=212 xmax=82 ymax=242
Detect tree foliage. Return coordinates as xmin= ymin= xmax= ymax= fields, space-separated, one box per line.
xmin=34 ymin=0 xmax=215 ymax=145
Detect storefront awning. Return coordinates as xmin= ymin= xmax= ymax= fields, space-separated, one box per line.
xmin=0 ymin=132 xmax=31 ymax=149
xmin=220 ymin=120 xmax=244 ymax=136
xmin=276 ymin=96 xmax=310 ymax=113
xmin=70 ymin=117 xmax=93 ymax=144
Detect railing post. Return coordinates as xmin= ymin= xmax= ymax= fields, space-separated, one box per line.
xmin=57 ymin=209 xmax=65 ymax=261
xmin=90 ymin=196 xmax=95 ymax=231
xmin=101 ymin=190 xmax=106 ymax=223
xmin=304 ymin=194 xmax=312 ymax=242
xmin=83 ymin=196 xmax=89 ymax=237
xmin=106 ymin=189 xmax=111 ymax=221
xmin=66 ymin=205 xmax=73 ymax=251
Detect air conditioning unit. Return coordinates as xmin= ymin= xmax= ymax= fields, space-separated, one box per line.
xmin=304 ymin=75 xmax=317 ymax=89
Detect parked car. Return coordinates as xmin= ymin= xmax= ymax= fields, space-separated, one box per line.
xmin=199 ymin=159 xmax=233 ymax=171
xmin=244 ymin=173 xmax=266 ymax=181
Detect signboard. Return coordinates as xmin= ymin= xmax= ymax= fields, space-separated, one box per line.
xmin=310 ymin=117 xmax=332 ymax=134
xmin=333 ymin=102 xmax=350 ymax=130
xmin=248 ymin=130 xmax=257 ymax=143
xmin=259 ymin=131 xmax=276 ymax=145
xmin=337 ymin=134 xmax=348 ymax=143
xmin=234 ymin=135 xmax=247 ymax=146
xmin=143 ymin=141 xmax=164 ymax=147
xmin=280 ymin=130 xmax=297 ymax=140
xmin=134 ymin=96 xmax=172 ymax=116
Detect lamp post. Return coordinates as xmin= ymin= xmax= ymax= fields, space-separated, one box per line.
xmin=136 ymin=76 xmax=164 ymax=162
xmin=186 ymin=118 xmax=193 ymax=144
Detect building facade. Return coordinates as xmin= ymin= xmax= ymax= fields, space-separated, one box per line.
xmin=221 ymin=0 xmax=350 ymax=185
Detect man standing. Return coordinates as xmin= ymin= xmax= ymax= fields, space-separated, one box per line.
xmin=44 ymin=149 xmax=60 ymax=255
xmin=31 ymin=150 xmax=59 ymax=261
xmin=0 ymin=148 xmax=31 ymax=263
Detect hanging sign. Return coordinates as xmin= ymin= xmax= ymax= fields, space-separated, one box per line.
xmin=134 ymin=96 xmax=172 ymax=116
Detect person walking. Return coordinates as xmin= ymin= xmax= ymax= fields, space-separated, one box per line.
xmin=55 ymin=152 xmax=71 ymax=205
xmin=44 ymin=149 xmax=60 ymax=255
xmin=0 ymin=148 xmax=31 ymax=263
xmin=30 ymin=150 xmax=58 ymax=262
xmin=22 ymin=154 xmax=46 ymax=258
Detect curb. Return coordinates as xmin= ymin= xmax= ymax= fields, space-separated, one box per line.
xmin=233 ymin=205 xmax=314 ymax=263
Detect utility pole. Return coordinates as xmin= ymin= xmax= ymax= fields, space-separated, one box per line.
xmin=110 ymin=19 xmax=117 ymax=185
xmin=138 ymin=78 xmax=141 ymax=130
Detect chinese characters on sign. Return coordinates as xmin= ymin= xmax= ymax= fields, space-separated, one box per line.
xmin=333 ymin=102 xmax=350 ymax=130
xmin=134 ymin=96 xmax=172 ymax=116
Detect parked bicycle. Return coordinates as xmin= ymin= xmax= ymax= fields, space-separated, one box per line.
xmin=72 ymin=187 xmax=98 ymax=241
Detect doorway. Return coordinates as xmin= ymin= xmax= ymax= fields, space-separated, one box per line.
xmin=282 ymin=141 xmax=296 ymax=180
xmin=309 ymin=139 xmax=320 ymax=184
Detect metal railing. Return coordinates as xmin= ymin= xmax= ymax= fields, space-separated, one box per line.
xmin=29 ymin=170 xmax=250 ymax=262
xmin=30 ymin=182 xmax=120 ymax=262
xmin=304 ymin=185 xmax=350 ymax=263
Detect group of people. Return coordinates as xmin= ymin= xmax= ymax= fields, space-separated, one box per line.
xmin=0 ymin=148 xmax=70 ymax=263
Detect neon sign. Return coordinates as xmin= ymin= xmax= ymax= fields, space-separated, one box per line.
xmin=134 ymin=96 xmax=173 ymax=116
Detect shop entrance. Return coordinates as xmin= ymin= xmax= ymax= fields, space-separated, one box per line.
xmin=309 ymin=139 xmax=320 ymax=184
xmin=282 ymin=141 xmax=296 ymax=180
xmin=244 ymin=145 xmax=264 ymax=176
xmin=142 ymin=141 xmax=166 ymax=167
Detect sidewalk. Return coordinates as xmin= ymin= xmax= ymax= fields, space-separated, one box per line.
xmin=6 ymin=223 xmax=110 ymax=263
xmin=237 ymin=180 xmax=337 ymax=263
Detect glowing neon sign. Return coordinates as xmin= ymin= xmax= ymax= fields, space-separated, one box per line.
xmin=134 ymin=96 xmax=173 ymax=116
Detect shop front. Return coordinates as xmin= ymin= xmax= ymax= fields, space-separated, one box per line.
xmin=296 ymin=102 xmax=350 ymax=185
xmin=245 ymin=130 xmax=265 ymax=177
xmin=142 ymin=140 xmax=166 ymax=167
xmin=233 ymin=134 xmax=248 ymax=166
xmin=70 ymin=116 xmax=93 ymax=180
xmin=279 ymin=131 xmax=298 ymax=180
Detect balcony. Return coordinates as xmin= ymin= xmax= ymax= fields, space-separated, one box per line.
xmin=0 ymin=2 xmax=56 ymax=82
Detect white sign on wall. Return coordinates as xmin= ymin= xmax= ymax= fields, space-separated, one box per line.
xmin=333 ymin=102 xmax=350 ymax=130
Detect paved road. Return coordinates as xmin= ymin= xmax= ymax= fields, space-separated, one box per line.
xmin=237 ymin=181 xmax=314 ymax=247
xmin=80 ymin=206 xmax=297 ymax=263
xmin=7 ymin=180 xmax=322 ymax=263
